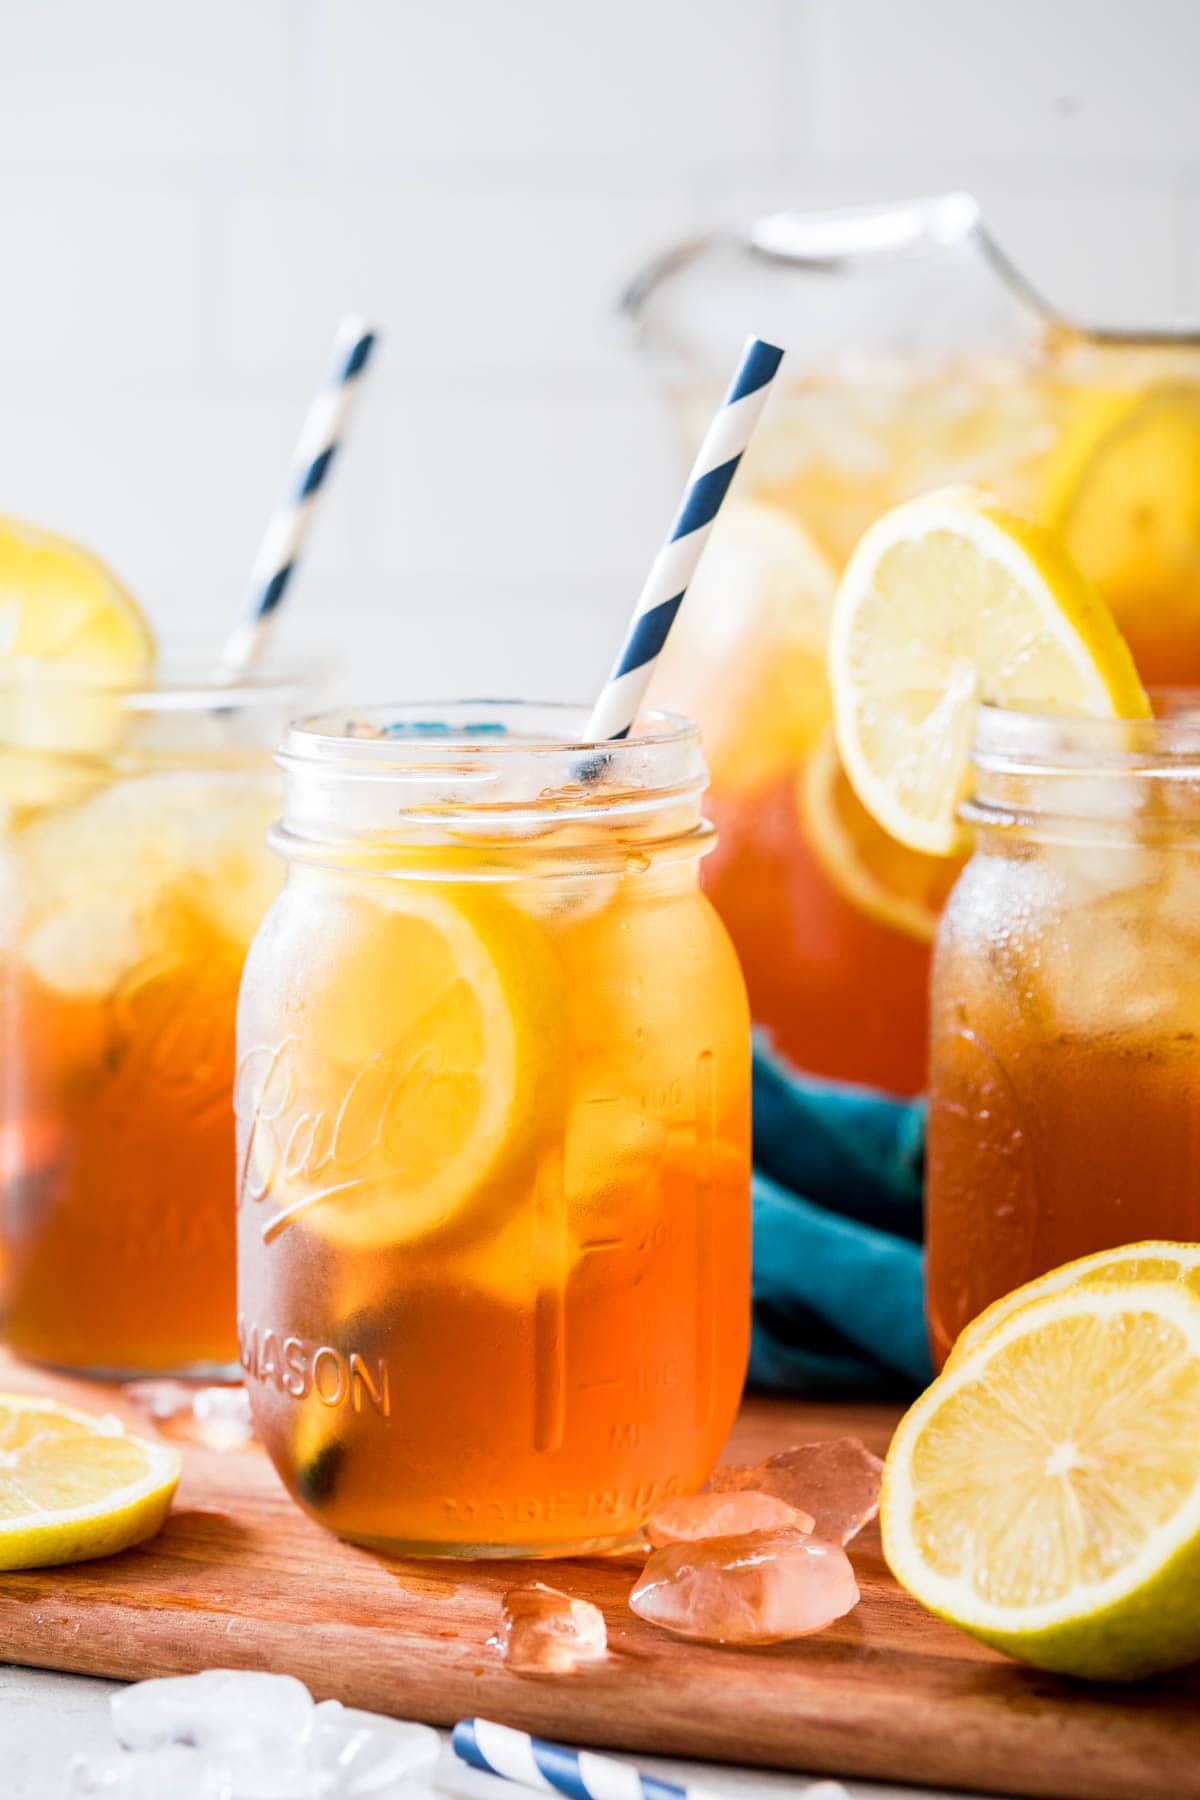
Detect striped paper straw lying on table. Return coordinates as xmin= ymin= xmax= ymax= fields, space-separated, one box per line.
xmin=584 ymin=335 xmax=783 ymax=744
xmin=220 ymin=314 xmax=378 ymax=673
xmin=452 ymin=1718 xmax=850 ymax=1800
xmin=452 ymin=1718 xmax=721 ymax=1800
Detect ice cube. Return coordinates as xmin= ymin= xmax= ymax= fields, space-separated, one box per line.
xmin=94 ymin=1675 xmax=438 ymax=1800
xmin=494 ymin=1583 xmax=607 ymax=1674
xmin=645 ymin=1490 xmax=814 ymax=1547
xmin=629 ymin=1529 xmax=859 ymax=1645
xmin=704 ymin=1464 xmax=755 ymax=1493
xmin=112 ymin=1670 xmax=313 ymax=1753
xmin=309 ymin=1701 xmax=440 ymax=1796
xmin=66 ymin=1744 xmax=232 ymax=1799
xmin=24 ymin=898 xmax=146 ymax=998
xmin=122 ymin=1383 xmax=253 ymax=1452
xmin=752 ymin=1438 xmax=884 ymax=1546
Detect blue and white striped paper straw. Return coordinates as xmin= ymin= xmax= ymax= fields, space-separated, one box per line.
xmin=584 ymin=336 xmax=784 ymax=743
xmin=453 ymin=1718 xmax=721 ymax=1800
xmin=220 ymin=314 xmax=378 ymax=673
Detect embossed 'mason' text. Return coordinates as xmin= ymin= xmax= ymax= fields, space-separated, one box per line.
xmin=238 ymin=1319 xmax=390 ymax=1416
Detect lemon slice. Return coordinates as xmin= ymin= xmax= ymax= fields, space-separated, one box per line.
xmin=799 ymin=726 xmax=962 ymax=941
xmin=0 ymin=515 xmax=153 ymax=682
xmin=948 ymin=1240 xmax=1200 ymax=1368
xmin=240 ymin=882 xmax=561 ymax=1250
xmin=651 ymin=500 xmax=835 ymax=796
xmin=828 ymin=487 xmax=1151 ymax=855
xmin=0 ymin=517 xmax=154 ymax=809
xmin=883 ymin=1282 xmax=1200 ymax=1680
xmin=0 ymin=1394 xmax=180 ymax=1569
xmin=1043 ymin=385 xmax=1200 ymax=679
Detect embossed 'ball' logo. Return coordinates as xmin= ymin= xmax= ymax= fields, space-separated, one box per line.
xmin=234 ymin=1037 xmax=440 ymax=1240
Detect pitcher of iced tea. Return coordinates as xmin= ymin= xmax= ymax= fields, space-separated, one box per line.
xmin=236 ymin=704 xmax=751 ymax=1556
xmin=627 ymin=192 xmax=1200 ymax=1091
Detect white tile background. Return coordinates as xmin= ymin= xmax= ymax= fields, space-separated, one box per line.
xmin=1 ymin=0 xmax=1198 ymax=700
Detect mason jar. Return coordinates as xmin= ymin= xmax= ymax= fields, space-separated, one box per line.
xmin=0 ymin=656 xmax=320 ymax=1377
xmin=236 ymin=702 xmax=752 ymax=1556
xmin=926 ymin=700 xmax=1200 ymax=1368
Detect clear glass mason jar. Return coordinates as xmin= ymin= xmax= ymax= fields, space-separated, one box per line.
xmin=0 ymin=656 xmax=320 ymax=1378
xmin=235 ymin=702 xmax=752 ymax=1557
xmin=926 ymin=700 xmax=1200 ymax=1368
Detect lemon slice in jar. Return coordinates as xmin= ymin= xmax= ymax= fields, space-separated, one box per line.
xmin=947 ymin=1239 xmax=1200 ymax=1368
xmin=651 ymin=499 xmax=836 ymax=797
xmin=828 ymin=487 xmax=1151 ymax=856
xmin=0 ymin=1394 xmax=179 ymax=1570
xmin=798 ymin=726 xmax=963 ymax=941
xmin=1042 ymin=384 xmax=1200 ymax=678
xmin=882 ymin=1282 xmax=1200 ymax=1681
xmin=241 ymin=883 xmax=562 ymax=1251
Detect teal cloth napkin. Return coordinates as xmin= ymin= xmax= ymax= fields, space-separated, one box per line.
xmin=749 ymin=1038 xmax=934 ymax=1400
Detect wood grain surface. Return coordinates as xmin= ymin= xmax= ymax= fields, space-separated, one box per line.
xmin=0 ymin=1355 xmax=1195 ymax=1800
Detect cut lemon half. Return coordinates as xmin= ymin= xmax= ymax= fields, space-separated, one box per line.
xmin=948 ymin=1240 xmax=1200 ymax=1368
xmin=883 ymin=1283 xmax=1200 ymax=1680
xmin=828 ymin=488 xmax=1151 ymax=856
xmin=651 ymin=499 xmax=835 ymax=796
xmin=799 ymin=726 xmax=962 ymax=941
xmin=241 ymin=882 xmax=562 ymax=1251
xmin=0 ymin=1394 xmax=180 ymax=1569
xmin=1043 ymin=384 xmax=1200 ymax=679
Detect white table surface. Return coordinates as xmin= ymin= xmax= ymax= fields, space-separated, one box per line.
xmin=0 ymin=1663 xmax=1020 ymax=1800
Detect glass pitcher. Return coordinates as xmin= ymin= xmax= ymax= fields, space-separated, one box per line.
xmin=625 ymin=192 xmax=1200 ymax=1094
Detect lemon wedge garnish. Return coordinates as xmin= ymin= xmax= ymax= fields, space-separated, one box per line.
xmin=0 ymin=1394 xmax=179 ymax=1569
xmin=799 ymin=726 xmax=962 ymax=942
xmin=239 ymin=882 xmax=562 ymax=1251
xmin=948 ymin=1240 xmax=1200 ymax=1368
xmin=1043 ymin=384 xmax=1200 ymax=684
xmin=828 ymin=487 xmax=1151 ymax=856
xmin=652 ymin=499 xmax=836 ymax=796
xmin=883 ymin=1282 xmax=1200 ymax=1680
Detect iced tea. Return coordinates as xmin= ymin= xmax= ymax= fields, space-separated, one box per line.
xmin=236 ymin=704 xmax=752 ymax=1555
xmin=0 ymin=666 xmax=311 ymax=1375
xmin=926 ymin=701 xmax=1200 ymax=1366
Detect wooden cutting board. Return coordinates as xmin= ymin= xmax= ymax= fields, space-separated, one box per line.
xmin=0 ymin=1354 xmax=1196 ymax=1800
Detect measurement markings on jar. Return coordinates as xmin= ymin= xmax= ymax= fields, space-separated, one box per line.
xmin=533 ymin=1147 xmax=567 ymax=1455
xmin=694 ymin=1048 xmax=716 ymax=1430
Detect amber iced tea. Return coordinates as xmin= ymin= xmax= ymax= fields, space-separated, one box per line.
xmin=0 ymin=670 xmax=306 ymax=1375
xmin=236 ymin=705 xmax=751 ymax=1555
xmin=926 ymin=704 xmax=1200 ymax=1367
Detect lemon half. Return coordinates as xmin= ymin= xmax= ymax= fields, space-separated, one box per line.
xmin=828 ymin=487 xmax=1150 ymax=856
xmin=949 ymin=1240 xmax=1200 ymax=1368
xmin=0 ymin=1394 xmax=180 ymax=1569
xmin=883 ymin=1283 xmax=1200 ymax=1680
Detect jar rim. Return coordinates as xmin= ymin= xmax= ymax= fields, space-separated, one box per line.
xmin=973 ymin=692 xmax=1200 ymax=772
xmin=0 ymin=644 xmax=329 ymax=715
xmin=281 ymin=699 xmax=700 ymax=765
xmin=274 ymin=700 xmax=709 ymax=852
